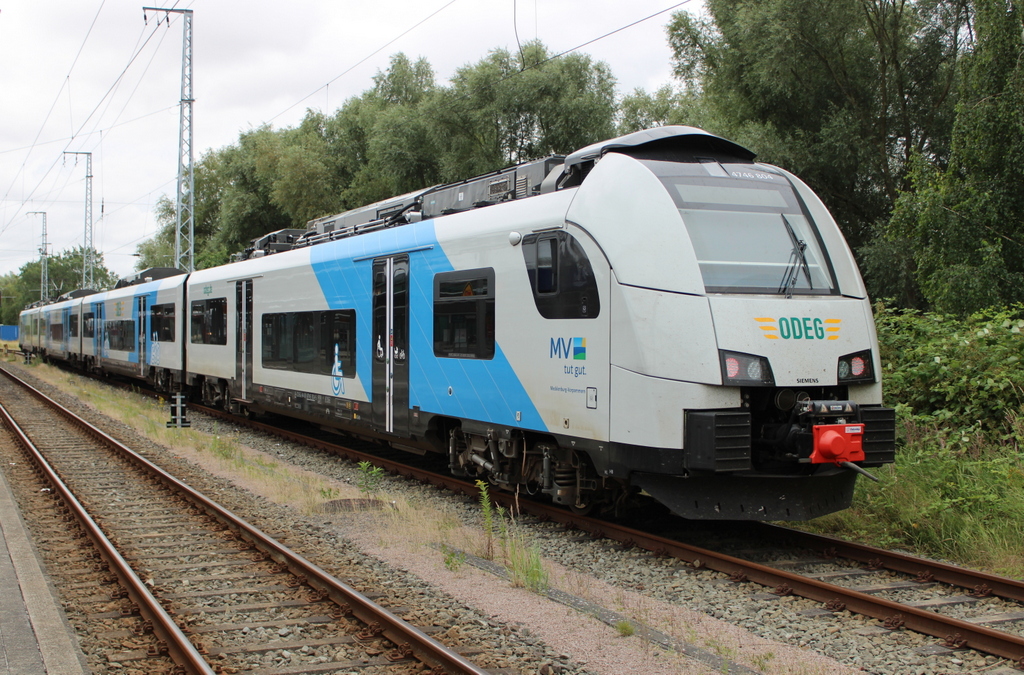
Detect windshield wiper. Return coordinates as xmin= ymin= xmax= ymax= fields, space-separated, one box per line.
xmin=778 ymin=214 xmax=812 ymax=298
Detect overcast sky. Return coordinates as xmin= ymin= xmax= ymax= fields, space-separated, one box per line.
xmin=0 ymin=0 xmax=701 ymax=285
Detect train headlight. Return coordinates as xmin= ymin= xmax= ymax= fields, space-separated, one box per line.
xmin=837 ymin=350 xmax=874 ymax=384
xmin=719 ymin=350 xmax=774 ymax=386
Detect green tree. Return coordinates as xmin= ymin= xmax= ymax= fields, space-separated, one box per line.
xmin=0 ymin=272 xmax=21 ymax=326
xmin=667 ymin=0 xmax=969 ymax=258
xmin=136 ymin=149 xmax=228 ymax=270
xmin=617 ymin=85 xmax=681 ymax=134
xmin=0 ymin=247 xmax=118 ymax=324
xmin=210 ymin=126 xmax=294 ymax=258
xmin=432 ymin=41 xmax=617 ymax=179
xmin=889 ymin=0 xmax=1024 ymax=314
xmin=340 ymin=54 xmax=442 ymax=205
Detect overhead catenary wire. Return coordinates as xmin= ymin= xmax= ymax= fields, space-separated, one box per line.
xmin=3 ymin=1 xmax=690 ymax=280
xmin=0 ymin=1 xmax=108 ymax=224
xmin=265 ymin=0 xmax=461 ymax=125
xmin=0 ymin=4 xmax=187 ymax=238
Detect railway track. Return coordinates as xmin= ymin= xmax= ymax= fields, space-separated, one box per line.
xmin=182 ymin=393 xmax=1024 ymax=669
xmin=10 ymin=359 xmax=1024 ymax=671
xmin=0 ymin=364 xmax=489 ymax=675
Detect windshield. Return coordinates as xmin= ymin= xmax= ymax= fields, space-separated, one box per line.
xmin=650 ymin=161 xmax=837 ymax=294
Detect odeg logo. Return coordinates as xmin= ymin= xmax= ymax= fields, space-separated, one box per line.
xmin=756 ymin=317 xmax=841 ymax=340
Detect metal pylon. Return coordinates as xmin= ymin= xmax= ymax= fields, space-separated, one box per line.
xmin=28 ymin=212 xmax=48 ymax=302
xmin=144 ymin=7 xmax=194 ymax=272
xmin=63 ymin=151 xmax=93 ymax=288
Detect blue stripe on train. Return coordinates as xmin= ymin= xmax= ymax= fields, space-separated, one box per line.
xmin=309 ymin=221 xmax=546 ymax=431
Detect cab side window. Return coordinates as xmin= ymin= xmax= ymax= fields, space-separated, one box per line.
xmin=522 ymin=232 xmax=600 ymax=319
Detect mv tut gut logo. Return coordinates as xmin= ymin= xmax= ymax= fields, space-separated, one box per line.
xmin=550 ymin=337 xmax=587 ymax=377
xmin=756 ymin=317 xmax=841 ymax=340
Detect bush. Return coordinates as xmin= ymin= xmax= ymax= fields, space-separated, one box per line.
xmin=875 ymin=303 xmax=1024 ymax=432
xmin=806 ymin=304 xmax=1024 ymax=575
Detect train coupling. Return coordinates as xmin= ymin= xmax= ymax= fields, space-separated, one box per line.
xmin=797 ymin=400 xmax=880 ymax=480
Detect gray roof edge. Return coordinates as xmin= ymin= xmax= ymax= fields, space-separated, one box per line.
xmin=564 ymin=125 xmax=755 ymax=168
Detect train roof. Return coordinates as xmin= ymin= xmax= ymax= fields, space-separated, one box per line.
xmin=563 ymin=125 xmax=756 ymax=169
xmin=113 ymin=267 xmax=186 ymax=289
xmin=236 ymin=126 xmax=757 ymax=261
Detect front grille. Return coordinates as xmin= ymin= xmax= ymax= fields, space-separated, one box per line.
xmin=860 ymin=405 xmax=896 ymax=466
xmin=684 ymin=411 xmax=752 ymax=472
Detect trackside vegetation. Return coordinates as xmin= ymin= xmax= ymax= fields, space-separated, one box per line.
xmin=806 ymin=305 xmax=1024 ymax=576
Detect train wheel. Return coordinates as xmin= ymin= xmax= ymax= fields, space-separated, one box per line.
xmin=569 ymin=501 xmax=594 ymax=516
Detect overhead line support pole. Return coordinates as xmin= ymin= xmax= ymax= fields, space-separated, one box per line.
xmin=144 ymin=7 xmax=194 ymax=273
xmin=62 ymin=152 xmax=93 ymax=289
xmin=27 ymin=212 xmax=48 ymax=302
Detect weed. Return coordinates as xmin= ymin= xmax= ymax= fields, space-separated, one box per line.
xmin=505 ymin=533 xmax=548 ymax=592
xmin=475 ymin=480 xmax=547 ymax=591
xmin=750 ymin=651 xmax=776 ymax=671
xmin=476 ymin=480 xmax=495 ymax=560
xmin=319 ymin=487 xmax=340 ymax=501
xmin=441 ymin=545 xmax=465 ymax=572
xmin=356 ymin=461 xmax=385 ymax=494
xmin=615 ymin=620 xmax=635 ymax=637
xmin=209 ymin=434 xmax=237 ymax=460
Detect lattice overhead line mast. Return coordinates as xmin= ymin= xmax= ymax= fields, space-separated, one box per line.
xmin=27 ymin=212 xmax=48 ymax=303
xmin=144 ymin=6 xmax=194 ymax=272
xmin=63 ymin=151 xmax=94 ymax=289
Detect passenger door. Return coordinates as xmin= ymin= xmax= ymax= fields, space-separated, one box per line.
xmin=136 ymin=296 xmax=147 ymax=377
xmin=371 ymin=255 xmax=409 ymax=436
xmin=235 ymin=279 xmax=253 ymax=402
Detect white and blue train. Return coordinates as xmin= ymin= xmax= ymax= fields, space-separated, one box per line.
xmin=20 ymin=126 xmax=895 ymax=520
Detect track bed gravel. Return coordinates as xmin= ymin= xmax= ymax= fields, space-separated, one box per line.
xmin=8 ymin=360 xmax=1019 ymax=674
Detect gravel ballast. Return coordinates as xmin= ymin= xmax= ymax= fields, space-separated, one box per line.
xmin=7 ymin=361 xmax=1022 ymax=675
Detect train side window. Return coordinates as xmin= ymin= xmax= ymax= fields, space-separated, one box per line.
xmin=150 ymin=303 xmax=175 ymax=342
xmin=261 ymin=313 xmax=294 ymax=369
xmin=83 ymin=312 xmax=94 ymax=338
xmin=293 ymin=313 xmax=318 ymax=374
xmin=433 ymin=268 xmax=495 ymax=359
xmin=521 ymin=231 xmax=600 ymax=319
xmin=320 ymin=310 xmax=356 ymax=378
xmin=191 ymin=302 xmax=205 ymax=343
xmin=106 ymin=320 xmax=136 ymax=351
xmin=69 ymin=315 xmax=79 ymax=338
xmin=190 ymin=298 xmax=227 ymax=345
xmin=261 ymin=310 xmax=357 ymax=378
xmin=207 ymin=298 xmax=227 ymax=345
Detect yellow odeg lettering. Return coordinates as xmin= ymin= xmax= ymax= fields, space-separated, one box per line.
xmin=824 ymin=318 xmax=842 ymax=340
xmin=754 ymin=317 xmax=779 ymax=339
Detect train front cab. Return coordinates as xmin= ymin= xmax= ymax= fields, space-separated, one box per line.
xmin=565 ymin=133 xmax=896 ymax=520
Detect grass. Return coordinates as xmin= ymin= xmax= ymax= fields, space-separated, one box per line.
xmin=478 ymin=480 xmax=549 ymax=593
xmin=615 ymin=619 xmax=635 ymax=637
xmin=15 ymin=362 xmax=361 ymax=516
xmin=799 ymin=413 xmax=1024 ymax=577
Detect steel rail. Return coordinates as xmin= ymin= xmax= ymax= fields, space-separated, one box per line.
xmin=505 ymin=503 xmax=1024 ymax=663
xmin=0 ymin=399 xmax=215 ymax=674
xmin=759 ymin=523 xmax=1024 ymax=603
xmin=0 ymin=368 xmax=488 ymax=675
xmin=191 ymin=405 xmax=1024 ymax=664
